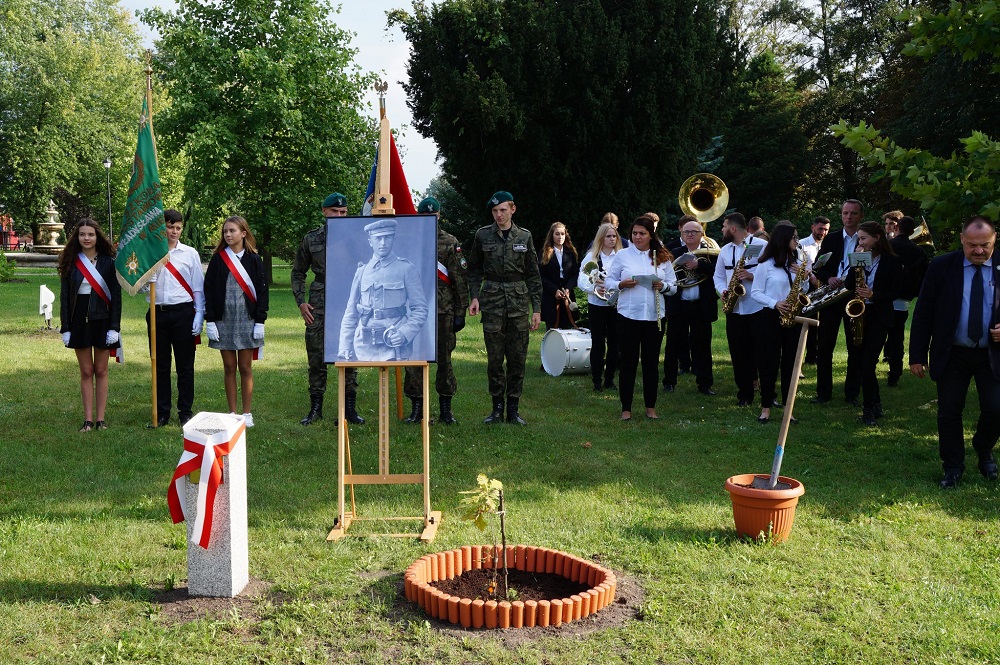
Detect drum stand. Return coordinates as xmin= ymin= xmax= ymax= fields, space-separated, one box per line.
xmin=327 ymin=361 xmax=440 ymax=542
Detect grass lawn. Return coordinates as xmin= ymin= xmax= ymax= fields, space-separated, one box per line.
xmin=1 ymin=267 xmax=998 ymax=664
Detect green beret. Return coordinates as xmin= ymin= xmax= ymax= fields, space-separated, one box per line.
xmin=488 ymin=191 xmax=514 ymax=208
xmin=364 ymin=218 xmax=397 ymax=236
xmin=322 ymin=192 xmax=347 ymax=208
xmin=417 ymin=197 xmax=440 ymax=214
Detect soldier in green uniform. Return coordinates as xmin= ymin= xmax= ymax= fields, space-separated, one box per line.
xmin=467 ymin=191 xmax=542 ymax=425
xmin=403 ymin=197 xmax=470 ymax=425
xmin=291 ymin=192 xmax=364 ymax=426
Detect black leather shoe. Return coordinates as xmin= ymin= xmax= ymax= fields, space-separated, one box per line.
xmin=979 ymin=458 xmax=999 ymax=481
xmin=737 ymin=400 xmax=751 ymax=407
xmin=861 ymin=410 xmax=877 ymax=427
xmin=662 ymin=384 xmax=675 ymax=393
xmin=810 ymin=396 xmax=831 ymax=404
xmin=157 ymin=415 xmax=169 ymax=427
xmin=593 ymin=384 xmax=603 ymax=392
xmin=845 ymin=397 xmax=861 ymax=407
xmin=873 ymin=402 xmax=884 ymax=419
xmin=939 ymin=472 xmax=962 ymax=489
xmin=603 ymin=382 xmax=616 ymax=391
xmin=887 ymin=377 xmax=900 ymax=387
xmin=179 ymin=413 xmax=193 ymax=426
xmin=698 ymin=388 xmax=717 ymax=396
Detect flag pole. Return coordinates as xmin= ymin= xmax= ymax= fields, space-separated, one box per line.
xmin=145 ymin=51 xmax=160 ymax=429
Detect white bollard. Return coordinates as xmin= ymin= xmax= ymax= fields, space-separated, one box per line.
xmin=178 ymin=412 xmax=249 ymax=597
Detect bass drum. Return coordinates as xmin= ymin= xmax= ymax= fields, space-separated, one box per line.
xmin=541 ymin=328 xmax=592 ymax=377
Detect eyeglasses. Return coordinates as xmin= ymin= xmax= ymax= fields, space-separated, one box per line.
xmin=682 ymin=230 xmax=702 ymax=235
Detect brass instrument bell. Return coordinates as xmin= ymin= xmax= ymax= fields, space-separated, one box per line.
xmin=678 ymin=173 xmax=727 ymax=250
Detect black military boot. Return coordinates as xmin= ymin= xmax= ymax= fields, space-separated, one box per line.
xmin=404 ymin=396 xmax=423 ymax=424
xmin=439 ymin=395 xmax=458 ymax=425
xmin=506 ymin=398 xmax=527 ymax=425
xmin=345 ymin=391 xmax=365 ymax=424
xmin=299 ymin=395 xmax=323 ymax=426
xmin=483 ymin=398 xmax=504 ymax=424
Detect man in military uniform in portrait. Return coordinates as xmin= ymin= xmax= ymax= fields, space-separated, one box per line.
xmin=339 ymin=218 xmax=429 ymax=362
xmin=403 ymin=197 xmax=470 ymax=425
xmin=292 ymin=192 xmax=364 ymax=426
xmin=467 ymin=191 xmax=542 ymax=425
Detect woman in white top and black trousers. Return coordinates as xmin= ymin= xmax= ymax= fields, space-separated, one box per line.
xmin=750 ymin=221 xmax=810 ymax=424
xmin=578 ymin=221 xmax=623 ymax=392
xmin=606 ymin=215 xmax=677 ymax=420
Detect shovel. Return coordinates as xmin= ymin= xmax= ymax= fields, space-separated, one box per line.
xmin=752 ymin=315 xmax=820 ymax=490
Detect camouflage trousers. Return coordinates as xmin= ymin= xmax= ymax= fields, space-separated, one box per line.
xmin=404 ymin=312 xmax=458 ymax=398
xmin=481 ymin=312 xmax=530 ymax=400
xmin=305 ymin=305 xmax=357 ymax=397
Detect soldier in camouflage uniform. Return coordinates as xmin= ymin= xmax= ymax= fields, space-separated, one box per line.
xmin=403 ymin=197 xmax=470 ymax=425
xmin=467 ymin=191 xmax=542 ymax=425
xmin=291 ymin=192 xmax=364 ymax=426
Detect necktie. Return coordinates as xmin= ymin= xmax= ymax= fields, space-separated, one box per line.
xmin=968 ymin=265 xmax=984 ymax=345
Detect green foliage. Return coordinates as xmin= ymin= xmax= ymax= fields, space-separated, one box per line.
xmin=458 ymin=473 xmax=503 ymax=532
xmin=832 ymin=120 xmax=1000 ymax=232
xmin=390 ymin=0 xmax=734 ymax=242
xmin=422 ymin=175 xmax=479 ymax=242
xmin=0 ymin=0 xmax=144 ymax=231
xmin=141 ymin=0 xmax=378 ymax=263
xmin=0 ymin=254 xmax=15 ymax=283
xmin=901 ymin=0 xmax=1000 ymax=73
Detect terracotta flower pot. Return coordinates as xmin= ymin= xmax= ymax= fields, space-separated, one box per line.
xmin=724 ymin=474 xmax=805 ymax=543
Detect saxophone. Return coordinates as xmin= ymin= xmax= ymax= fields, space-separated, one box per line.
xmin=722 ymin=247 xmax=749 ymax=314
xmin=779 ymin=257 xmax=812 ymax=327
xmin=845 ymin=265 xmax=866 ymax=346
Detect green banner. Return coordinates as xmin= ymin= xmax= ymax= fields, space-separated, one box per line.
xmin=115 ymin=95 xmax=168 ymax=296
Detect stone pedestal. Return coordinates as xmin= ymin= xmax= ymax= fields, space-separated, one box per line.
xmin=182 ymin=412 xmax=249 ymax=597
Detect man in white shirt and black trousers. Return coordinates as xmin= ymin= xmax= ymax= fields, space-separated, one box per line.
xmin=146 ymin=209 xmax=205 ymax=426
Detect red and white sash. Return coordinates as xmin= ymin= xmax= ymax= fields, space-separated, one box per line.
xmin=74 ymin=255 xmax=123 ymax=363
xmin=164 ymin=261 xmax=201 ymax=346
xmin=220 ymin=247 xmax=263 ymax=360
xmin=166 ymin=420 xmax=246 ymax=549
xmin=436 ymin=261 xmax=452 ymax=285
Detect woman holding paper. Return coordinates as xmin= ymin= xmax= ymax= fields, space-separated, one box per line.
xmin=58 ymin=218 xmax=121 ymax=432
xmin=605 ymin=215 xmax=677 ymax=420
xmin=204 ymin=216 xmax=269 ymax=426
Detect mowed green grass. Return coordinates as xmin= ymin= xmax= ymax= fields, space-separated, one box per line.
xmin=1 ymin=268 xmax=998 ymax=664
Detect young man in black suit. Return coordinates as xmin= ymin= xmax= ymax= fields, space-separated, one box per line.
xmin=884 ymin=216 xmax=929 ymax=386
xmin=910 ymin=216 xmax=1000 ymax=488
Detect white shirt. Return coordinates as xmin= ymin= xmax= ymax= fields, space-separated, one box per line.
xmin=578 ymin=250 xmax=616 ymax=307
xmin=799 ymin=236 xmax=820 ymax=264
xmin=837 ymin=229 xmax=859 ymax=277
xmin=554 ymin=247 xmax=564 ymax=279
xmin=751 ymin=258 xmax=812 ymax=310
xmin=605 ymin=244 xmax=677 ymax=321
xmin=147 ymin=241 xmax=206 ymax=312
xmin=712 ymin=236 xmax=766 ymax=315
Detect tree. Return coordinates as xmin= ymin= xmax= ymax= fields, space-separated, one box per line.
xmin=141 ymin=0 xmax=378 ymax=271
xmin=0 ymin=0 xmax=143 ymax=233
xmin=422 ymin=175 xmax=479 ymax=242
xmin=716 ymin=51 xmax=808 ymax=218
xmin=390 ymin=0 xmax=734 ymax=242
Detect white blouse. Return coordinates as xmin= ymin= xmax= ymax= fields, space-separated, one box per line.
xmin=751 ymin=258 xmax=812 ymax=310
xmin=605 ymin=244 xmax=677 ymax=321
xmin=578 ymin=250 xmax=616 ymax=307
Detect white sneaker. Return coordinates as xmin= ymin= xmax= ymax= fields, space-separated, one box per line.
xmin=243 ymin=413 xmax=254 ymax=427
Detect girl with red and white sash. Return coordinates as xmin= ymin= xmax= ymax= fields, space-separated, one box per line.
xmin=58 ymin=218 xmax=122 ymax=432
xmin=204 ymin=216 xmax=269 ymax=426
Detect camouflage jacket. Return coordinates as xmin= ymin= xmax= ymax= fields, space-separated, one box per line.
xmin=467 ymin=222 xmax=542 ymax=316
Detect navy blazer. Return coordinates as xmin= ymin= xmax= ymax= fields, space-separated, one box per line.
xmin=539 ymin=248 xmax=579 ymax=327
xmin=909 ymin=250 xmax=1000 ymax=381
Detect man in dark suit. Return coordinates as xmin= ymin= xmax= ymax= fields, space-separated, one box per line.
xmin=885 ymin=216 xmax=929 ymax=386
xmin=664 ymin=214 xmax=697 ymax=380
xmin=812 ymin=199 xmax=864 ymax=404
xmin=910 ymin=216 xmax=1000 ymax=488
xmin=663 ymin=220 xmax=718 ymax=394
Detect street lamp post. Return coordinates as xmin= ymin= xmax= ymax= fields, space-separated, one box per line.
xmin=102 ymin=157 xmax=113 ymax=242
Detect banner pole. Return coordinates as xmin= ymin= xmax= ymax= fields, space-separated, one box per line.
xmin=150 ymin=282 xmax=159 ymax=427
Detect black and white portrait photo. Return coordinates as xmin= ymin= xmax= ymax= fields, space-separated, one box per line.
xmin=324 ymin=215 xmax=438 ymax=363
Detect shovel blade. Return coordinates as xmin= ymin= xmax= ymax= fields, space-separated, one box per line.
xmin=750 ymin=476 xmax=792 ymax=490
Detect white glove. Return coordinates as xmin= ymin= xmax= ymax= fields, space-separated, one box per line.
xmin=192 ymin=312 xmax=204 ymax=336
xmin=206 ymin=322 xmax=220 ymax=342
xmin=253 ymin=323 xmax=265 ymax=340
xmin=105 ymin=330 xmax=120 ymax=345
xmin=62 ymin=332 xmax=71 ymax=347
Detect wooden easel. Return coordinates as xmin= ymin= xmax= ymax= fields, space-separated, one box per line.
xmin=327 ymin=360 xmax=440 ymax=542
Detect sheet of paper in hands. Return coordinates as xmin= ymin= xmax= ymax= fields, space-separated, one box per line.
xmin=813 ymin=252 xmax=832 ymax=270
xmin=631 ymin=274 xmax=662 ymax=288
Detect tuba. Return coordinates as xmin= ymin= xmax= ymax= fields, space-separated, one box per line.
xmin=910 ymin=218 xmax=935 ymax=251
xmin=678 ymin=173 xmax=727 ymax=250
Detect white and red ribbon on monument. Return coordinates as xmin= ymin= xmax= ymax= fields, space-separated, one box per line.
xmin=166 ymin=420 xmax=246 ymax=549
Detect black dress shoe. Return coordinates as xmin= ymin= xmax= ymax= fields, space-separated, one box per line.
xmin=810 ymin=396 xmax=831 ymax=404
xmin=737 ymin=400 xmax=751 ymax=407
xmin=887 ymin=377 xmax=900 ymax=387
xmin=698 ymin=388 xmax=717 ymax=396
xmin=662 ymin=384 xmax=675 ymax=393
xmin=939 ymin=472 xmax=963 ymax=489
xmin=772 ymin=399 xmax=782 ymax=408
xmin=873 ymin=403 xmax=884 ymax=418
xmin=593 ymin=384 xmax=603 ymax=392
xmin=179 ymin=413 xmax=193 ymax=426
xmin=157 ymin=416 xmax=169 ymax=427
xmin=979 ymin=458 xmax=999 ymax=481
xmin=861 ymin=411 xmax=878 ymax=427
xmin=603 ymin=382 xmax=616 ymax=391
xmin=845 ymin=397 xmax=861 ymax=407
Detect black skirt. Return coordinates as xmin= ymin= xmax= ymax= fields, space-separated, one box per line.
xmin=67 ymin=293 xmax=116 ymax=350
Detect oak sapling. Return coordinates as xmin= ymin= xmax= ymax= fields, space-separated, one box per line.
xmin=459 ymin=474 xmax=511 ymax=600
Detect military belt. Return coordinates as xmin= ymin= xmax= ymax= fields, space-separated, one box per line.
xmin=367 ymin=306 xmax=406 ymax=320
xmin=485 ymin=275 xmax=525 ymax=283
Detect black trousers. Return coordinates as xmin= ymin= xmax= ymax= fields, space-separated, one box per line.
xmin=756 ymin=309 xmax=800 ymax=408
xmin=725 ymin=311 xmax=762 ymax=404
xmin=884 ymin=308 xmax=909 ymax=382
xmin=936 ymin=346 xmax=1000 ymax=474
xmin=146 ymin=303 xmax=197 ymax=419
xmin=816 ymin=305 xmax=861 ymax=401
xmin=617 ymin=317 xmax=663 ymax=411
xmin=858 ymin=313 xmax=890 ymax=411
xmin=663 ymin=301 xmax=713 ymax=391
xmin=589 ymin=304 xmax=618 ymax=388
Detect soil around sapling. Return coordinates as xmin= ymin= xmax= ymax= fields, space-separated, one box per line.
xmin=430 ymin=568 xmax=590 ymax=603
